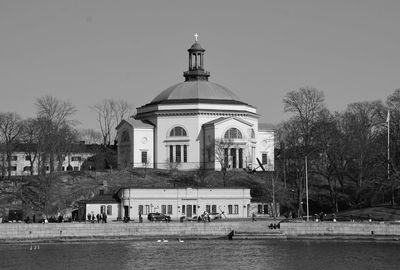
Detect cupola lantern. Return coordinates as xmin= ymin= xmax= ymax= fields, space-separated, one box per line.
xmin=183 ymin=34 xmax=210 ymax=81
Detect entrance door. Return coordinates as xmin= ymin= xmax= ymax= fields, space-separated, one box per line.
xmin=186 ymin=205 xmax=192 ymax=217
xmin=124 ymin=206 xmax=129 ymax=218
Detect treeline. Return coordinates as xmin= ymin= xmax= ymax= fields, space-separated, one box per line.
xmin=0 ymin=96 xmax=130 ymax=215
xmin=0 ymin=96 xmax=80 ymax=178
xmin=276 ymin=87 xmax=400 ymax=215
xmin=0 ymin=96 xmax=132 ymax=179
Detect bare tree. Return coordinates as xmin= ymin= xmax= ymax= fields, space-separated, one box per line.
xmin=36 ymin=95 xmax=77 ymax=128
xmin=113 ymin=100 xmax=132 ymax=130
xmin=92 ymin=99 xmax=115 ymax=146
xmin=0 ymin=112 xmax=23 ymax=179
xmin=194 ymin=166 xmax=209 ymax=186
xmin=78 ymin=128 xmax=103 ymax=144
xmin=35 ymin=96 xmax=77 ymax=173
xmin=213 ymin=139 xmax=235 ymax=187
xmin=282 ymin=87 xmax=326 ymax=216
xmin=19 ymin=118 xmax=41 ymax=175
xmin=92 ymin=99 xmax=132 ymax=146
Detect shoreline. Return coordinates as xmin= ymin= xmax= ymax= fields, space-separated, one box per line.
xmin=3 ymin=220 xmax=400 ymax=244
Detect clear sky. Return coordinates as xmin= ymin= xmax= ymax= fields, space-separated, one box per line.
xmin=1 ymin=0 xmax=399 ymax=130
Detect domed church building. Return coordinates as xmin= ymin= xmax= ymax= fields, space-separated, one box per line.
xmin=116 ymin=36 xmax=274 ymax=171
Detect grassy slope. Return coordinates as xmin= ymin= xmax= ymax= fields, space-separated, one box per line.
xmin=2 ymin=169 xmax=400 ymax=221
xmin=0 ymin=168 xmax=267 ymax=218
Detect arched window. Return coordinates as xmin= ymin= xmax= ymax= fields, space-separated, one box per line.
xmin=169 ymin=126 xmax=187 ymax=137
xmin=224 ymin=128 xmax=242 ymax=139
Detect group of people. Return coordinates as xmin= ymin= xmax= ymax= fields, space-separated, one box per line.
xmin=87 ymin=212 xmax=107 ymax=223
xmin=200 ymin=211 xmax=211 ymax=222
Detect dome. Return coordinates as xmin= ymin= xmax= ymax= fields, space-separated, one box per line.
xmin=150 ymin=80 xmax=247 ymax=105
xmin=188 ymin=42 xmax=205 ymax=51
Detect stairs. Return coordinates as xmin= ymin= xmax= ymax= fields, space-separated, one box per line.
xmin=230 ymin=230 xmax=286 ymax=240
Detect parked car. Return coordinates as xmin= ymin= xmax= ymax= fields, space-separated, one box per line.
xmin=208 ymin=212 xmax=222 ymax=220
xmin=147 ymin=213 xmax=171 ymax=222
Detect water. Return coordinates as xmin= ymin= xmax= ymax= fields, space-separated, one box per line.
xmin=1 ymin=239 xmax=399 ymax=270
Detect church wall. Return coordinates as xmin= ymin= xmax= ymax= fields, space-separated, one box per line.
xmin=154 ymin=115 xmax=201 ymax=170
xmin=133 ymin=127 xmax=154 ymax=168
xmin=202 ymin=124 xmax=216 ymax=170
xmin=117 ymin=122 xmax=133 ymax=169
xmin=212 ymin=119 xmax=256 ymax=170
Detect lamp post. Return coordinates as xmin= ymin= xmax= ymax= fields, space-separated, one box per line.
xmin=305 ymin=155 xmax=309 ymax=221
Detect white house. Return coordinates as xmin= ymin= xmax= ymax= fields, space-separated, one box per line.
xmin=116 ymin=37 xmax=274 ymax=171
xmin=1 ymin=143 xmax=98 ymax=176
xmin=83 ymin=187 xmax=251 ymax=221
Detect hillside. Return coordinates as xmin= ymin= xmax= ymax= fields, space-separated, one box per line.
xmin=0 ymin=168 xmax=271 ymax=219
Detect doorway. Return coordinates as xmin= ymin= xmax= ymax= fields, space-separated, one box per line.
xmin=186 ymin=205 xmax=192 ymax=217
xmin=124 ymin=206 xmax=129 ymax=218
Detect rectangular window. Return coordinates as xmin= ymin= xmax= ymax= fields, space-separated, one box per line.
xmin=212 ymin=205 xmax=217 ymax=213
xmin=25 ymin=155 xmax=31 ymax=161
xmin=167 ymin=205 xmax=172 ymax=215
xmin=161 ymin=205 xmax=166 ymax=214
xmin=62 ymin=166 xmax=65 ymax=171
xmin=23 ymin=166 xmax=31 ymax=172
xmin=182 ymin=205 xmax=185 ymax=215
xmin=71 ymin=156 xmax=82 ymax=161
xmin=73 ymin=166 xmax=79 ymax=171
xmin=145 ymin=205 xmax=150 ymax=214
xmin=263 ymin=204 xmax=268 ymax=215
xmin=138 ymin=205 xmax=143 ymax=215
xmin=10 ymin=166 xmax=17 ymax=171
xmin=141 ymin=151 xmax=147 ymax=164
xmin=169 ymin=146 xmax=174 ymax=163
xmin=192 ymin=205 xmax=196 ymax=215
xmin=228 ymin=205 xmax=233 ymax=215
xmin=234 ymin=205 xmax=239 ymax=214
xmin=183 ymin=145 xmax=187 ymax=163
xmin=107 ymin=205 xmax=112 ymax=215
xmin=176 ymin=145 xmax=181 ymax=162
xmin=206 ymin=205 xmax=211 ymax=213
xmin=11 ymin=156 xmax=18 ymax=161
xmin=262 ymin=153 xmax=267 ymax=165
xmin=100 ymin=205 xmax=106 ymax=214
xmin=258 ymin=204 xmax=263 ymax=214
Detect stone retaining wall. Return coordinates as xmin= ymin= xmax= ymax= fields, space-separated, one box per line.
xmin=280 ymin=221 xmax=400 ymax=237
xmin=0 ymin=220 xmax=270 ymax=241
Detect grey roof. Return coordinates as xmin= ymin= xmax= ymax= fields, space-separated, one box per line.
xmin=116 ymin=119 xmax=153 ymax=130
xmin=258 ymin=123 xmax=276 ymax=131
xmin=130 ymin=119 xmax=154 ymax=129
xmin=150 ymin=80 xmax=244 ymax=104
xmin=85 ymin=193 xmax=120 ymax=204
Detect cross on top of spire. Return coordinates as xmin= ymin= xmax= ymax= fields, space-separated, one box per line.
xmin=194 ymin=33 xmax=198 ymax=42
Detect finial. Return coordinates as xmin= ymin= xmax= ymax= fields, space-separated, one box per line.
xmin=194 ymin=33 xmax=198 ymax=42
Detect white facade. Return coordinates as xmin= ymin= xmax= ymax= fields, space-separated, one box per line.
xmin=2 ymin=151 xmax=95 ymax=176
xmin=117 ymin=40 xmax=274 ymax=171
xmin=118 ymin=188 xmax=251 ymax=220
